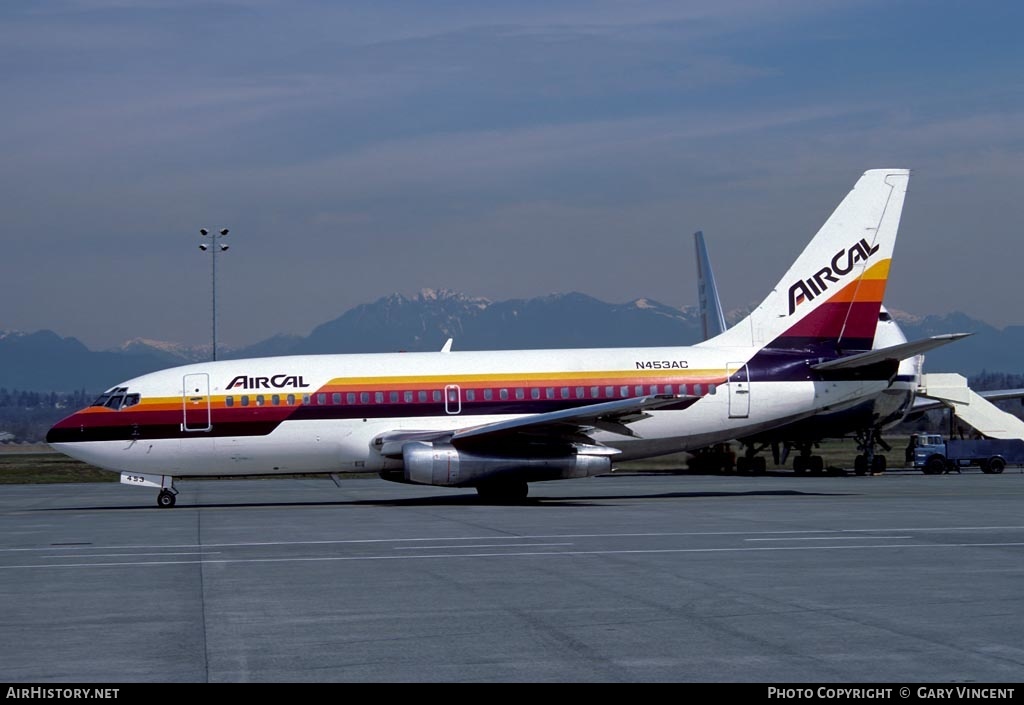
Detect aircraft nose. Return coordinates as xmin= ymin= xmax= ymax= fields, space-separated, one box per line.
xmin=46 ymin=413 xmax=80 ymax=445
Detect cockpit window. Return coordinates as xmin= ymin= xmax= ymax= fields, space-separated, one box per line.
xmin=90 ymin=387 xmax=138 ymax=410
xmin=91 ymin=387 xmax=126 ymax=407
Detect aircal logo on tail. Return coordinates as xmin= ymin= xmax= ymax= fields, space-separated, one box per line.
xmin=787 ymin=238 xmax=880 ymax=315
xmin=227 ymin=375 xmax=311 ymax=390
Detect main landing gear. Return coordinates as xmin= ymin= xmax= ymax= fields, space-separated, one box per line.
xmin=788 ymin=443 xmax=826 ymax=474
xmin=853 ymin=429 xmax=889 ymax=476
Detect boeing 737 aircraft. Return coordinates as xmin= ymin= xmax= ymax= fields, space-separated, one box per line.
xmin=48 ymin=169 xmax=963 ymax=507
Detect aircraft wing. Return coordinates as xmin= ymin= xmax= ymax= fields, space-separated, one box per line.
xmin=452 ymin=394 xmax=694 ymax=442
xmin=810 ymin=333 xmax=971 ymax=371
xmin=374 ymin=394 xmax=697 ymax=457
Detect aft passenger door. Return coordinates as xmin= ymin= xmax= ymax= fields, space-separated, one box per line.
xmin=182 ymin=373 xmax=212 ymax=432
xmin=726 ymin=363 xmax=750 ymax=418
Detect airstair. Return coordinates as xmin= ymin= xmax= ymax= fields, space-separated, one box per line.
xmin=918 ymin=373 xmax=1024 ymax=440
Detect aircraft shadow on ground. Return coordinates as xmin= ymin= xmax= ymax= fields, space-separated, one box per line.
xmin=33 ymin=488 xmax=853 ymax=512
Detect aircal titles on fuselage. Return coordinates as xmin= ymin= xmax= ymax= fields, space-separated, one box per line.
xmin=226 ymin=374 xmax=311 ymax=390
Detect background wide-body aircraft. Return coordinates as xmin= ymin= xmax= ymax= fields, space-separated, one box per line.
xmin=49 ymin=169 xmax=965 ymax=507
xmin=693 ymin=230 xmax=921 ymax=475
xmin=692 ymin=228 xmax=1023 ymax=476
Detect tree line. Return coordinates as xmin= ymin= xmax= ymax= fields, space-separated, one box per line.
xmin=0 ymin=389 xmax=96 ymax=442
xmin=0 ymin=388 xmax=93 ymax=410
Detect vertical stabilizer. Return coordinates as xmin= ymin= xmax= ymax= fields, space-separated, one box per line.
xmin=702 ymin=169 xmax=909 ymax=352
xmin=695 ymin=231 xmax=727 ymax=340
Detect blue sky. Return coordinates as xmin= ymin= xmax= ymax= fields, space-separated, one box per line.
xmin=1 ymin=0 xmax=1022 ymax=348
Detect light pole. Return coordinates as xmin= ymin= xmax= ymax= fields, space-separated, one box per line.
xmin=199 ymin=228 xmax=229 ymax=361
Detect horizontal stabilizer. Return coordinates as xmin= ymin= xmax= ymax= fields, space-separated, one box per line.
xmin=810 ymin=333 xmax=971 ymax=371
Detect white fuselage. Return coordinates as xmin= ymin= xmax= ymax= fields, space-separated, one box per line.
xmin=49 ymin=344 xmax=891 ymax=478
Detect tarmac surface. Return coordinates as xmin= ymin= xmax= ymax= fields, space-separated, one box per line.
xmin=2 ymin=471 xmax=1024 ymax=682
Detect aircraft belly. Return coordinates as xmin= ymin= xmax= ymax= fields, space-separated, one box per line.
xmin=604 ymin=380 xmax=887 ymax=460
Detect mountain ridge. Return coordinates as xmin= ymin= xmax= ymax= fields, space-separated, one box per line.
xmin=0 ymin=290 xmax=1015 ymax=391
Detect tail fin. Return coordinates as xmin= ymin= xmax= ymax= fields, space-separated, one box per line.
xmin=702 ymin=169 xmax=910 ymax=352
xmin=695 ymin=231 xmax=727 ymax=340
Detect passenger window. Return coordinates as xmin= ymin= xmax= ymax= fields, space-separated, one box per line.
xmin=466 ymin=389 xmax=475 ymax=402
xmin=389 ymin=391 xmax=398 ymax=403
xmin=404 ymin=391 xmax=414 ymax=403
xmin=620 ymin=386 xmax=629 ymax=397
xmin=708 ymin=384 xmax=716 ymax=395
xmin=345 ymin=393 xmax=354 ymax=404
xmin=679 ymin=384 xmax=687 ymax=396
xmin=226 ymin=396 xmax=234 ymax=408
xmin=649 ymin=385 xmax=658 ymax=395
xmin=591 ymin=386 xmax=599 ymax=398
xmin=272 ymin=395 xmax=280 ymax=406
xmin=694 ymin=384 xmax=703 ymax=395
xmin=332 ymin=393 xmax=342 ymax=405
xmin=561 ymin=387 xmax=570 ymax=399
xmin=663 ymin=384 xmax=673 ymax=395
xmin=484 ymin=389 xmax=493 ymax=401
xmin=545 ymin=388 xmax=555 ymax=400
xmin=531 ymin=388 xmax=540 ymax=400
xmin=418 ymin=391 xmax=428 ymax=403
xmin=500 ymin=389 xmax=509 ymax=400
xmin=635 ymin=385 xmax=643 ymax=396
xmin=287 ymin=394 xmax=295 ymax=405
xmin=302 ymin=394 xmax=310 ymax=405
xmin=241 ymin=395 xmax=250 ymax=407
xmin=375 ymin=392 xmax=384 ymax=404
xmin=433 ymin=390 xmax=442 ymax=402
xmin=361 ymin=392 xmax=370 ymax=404
xmin=317 ymin=393 xmax=326 ymax=405
xmin=575 ymin=387 xmax=584 ymax=399
xmin=515 ymin=388 xmax=525 ymax=400
xmin=605 ymin=386 xmax=614 ymax=398
xmin=256 ymin=395 xmax=265 ymax=406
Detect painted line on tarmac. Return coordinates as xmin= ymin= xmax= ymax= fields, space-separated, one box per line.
xmin=394 ymin=543 xmax=574 ymax=550
xmin=4 ymin=526 xmax=1024 ymax=554
xmin=3 ymin=541 xmax=1024 ymax=570
xmin=746 ymin=536 xmax=912 ymax=541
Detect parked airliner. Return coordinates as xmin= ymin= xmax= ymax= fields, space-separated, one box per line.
xmin=48 ymin=169 xmax=963 ymax=506
xmin=692 ymin=231 xmax=922 ymax=474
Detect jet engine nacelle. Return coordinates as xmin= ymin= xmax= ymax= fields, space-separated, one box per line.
xmin=401 ymin=441 xmax=611 ymax=487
